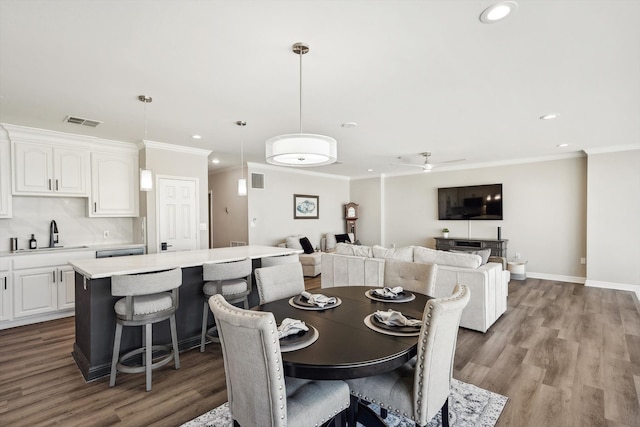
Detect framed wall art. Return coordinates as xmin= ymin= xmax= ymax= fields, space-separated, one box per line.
xmin=294 ymin=194 xmax=319 ymax=219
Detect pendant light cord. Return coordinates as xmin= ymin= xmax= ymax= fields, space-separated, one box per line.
xmin=299 ymin=47 xmax=303 ymax=134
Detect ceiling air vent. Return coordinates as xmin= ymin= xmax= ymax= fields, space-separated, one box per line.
xmin=64 ymin=115 xmax=103 ymax=128
xmin=251 ymin=173 xmax=265 ymax=189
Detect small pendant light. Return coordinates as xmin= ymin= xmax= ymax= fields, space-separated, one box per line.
xmin=237 ymin=120 xmax=247 ymax=196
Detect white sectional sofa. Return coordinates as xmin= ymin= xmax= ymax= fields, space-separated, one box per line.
xmin=321 ymin=244 xmax=509 ymax=333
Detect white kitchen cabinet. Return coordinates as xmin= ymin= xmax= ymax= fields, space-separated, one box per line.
xmin=13 ymin=141 xmax=89 ymax=196
xmin=13 ymin=267 xmax=58 ymax=318
xmin=89 ymin=151 xmax=139 ymax=217
xmin=0 ymin=272 xmax=10 ymax=323
xmin=0 ymin=138 xmax=11 ymax=218
xmin=12 ymin=265 xmax=77 ymax=317
xmin=58 ymin=265 xmax=76 ymax=310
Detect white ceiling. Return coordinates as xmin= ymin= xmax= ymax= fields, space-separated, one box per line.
xmin=1 ymin=0 xmax=639 ymax=177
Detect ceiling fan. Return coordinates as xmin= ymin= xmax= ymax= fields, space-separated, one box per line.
xmin=392 ymin=152 xmax=465 ymax=172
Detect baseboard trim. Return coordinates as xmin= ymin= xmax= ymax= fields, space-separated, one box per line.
xmin=527 ymin=272 xmax=586 ymax=284
xmin=585 ymin=279 xmax=640 ymax=300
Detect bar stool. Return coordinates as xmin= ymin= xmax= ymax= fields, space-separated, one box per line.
xmin=200 ymin=257 xmax=252 ymax=352
xmin=109 ymin=267 xmax=182 ymax=392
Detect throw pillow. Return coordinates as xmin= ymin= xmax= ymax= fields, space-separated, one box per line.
xmin=299 ymin=237 xmax=314 ymax=254
xmin=285 ymin=235 xmax=304 ymax=250
xmin=452 ymin=248 xmax=491 ymax=265
xmin=372 ymin=245 xmax=414 ymax=262
xmin=335 ymin=233 xmax=352 ymax=244
xmin=325 ymin=233 xmax=338 ymax=251
xmin=334 ymin=243 xmax=373 ymax=257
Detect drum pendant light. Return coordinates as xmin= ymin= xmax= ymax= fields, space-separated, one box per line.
xmin=265 ymin=43 xmax=337 ymax=167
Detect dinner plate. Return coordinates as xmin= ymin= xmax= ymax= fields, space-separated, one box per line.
xmin=371 ymin=313 xmax=422 ymax=333
xmin=289 ymin=295 xmax=342 ymax=311
xmin=279 ymin=325 xmax=319 ymax=352
xmin=363 ymin=314 xmax=421 ymax=337
xmin=365 ymin=289 xmax=416 ymax=303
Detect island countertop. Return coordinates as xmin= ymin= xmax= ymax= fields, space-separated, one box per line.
xmin=69 ymin=245 xmax=301 ymax=279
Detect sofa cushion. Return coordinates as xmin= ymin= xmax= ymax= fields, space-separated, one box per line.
xmin=372 ymin=245 xmax=414 ymax=262
xmin=414 ymin=246 xmax=481 ymax=269
xmin=285 ymin=235 xmax=304 ymax=250
xmin=335 ymin=243 xmax=373 ymax=257
xmin=452 ymin=248 xmax=491 ymax=265
xmin=299 ymin=237 xmax=314 ymax=254
xmin=335 ymin=233 xmax=352 ymax=243
xmin=299 ymin=251 xmax=322 ymax=266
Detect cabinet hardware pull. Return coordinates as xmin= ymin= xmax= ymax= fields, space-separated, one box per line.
xmin=60 ymin=271 xmax=63 ymax=282
xmin=52 ymin=271 xmax=56 ymax=283
xmin=3 ymin=277 xmax=6 ymax=290
xmin=48 ymin=179 xmax=52 ymax=190
xmin=56 ymin=179 xmax=59 ymax=191
xmin=94 ymin=202 xmax=97 ymax=212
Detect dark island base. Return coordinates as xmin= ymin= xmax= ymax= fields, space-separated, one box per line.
xmin=72 ymin=261 xmax=262 ymax=382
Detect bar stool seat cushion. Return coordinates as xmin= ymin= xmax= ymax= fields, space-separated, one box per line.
xmin=114 ymin=293 xmax=173 ymax=316
xmin=203 ymin=279 xmax=248 ymax=297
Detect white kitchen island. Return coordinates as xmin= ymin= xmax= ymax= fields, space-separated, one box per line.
xmin=69 ymin=245 xmax=301 ymax=381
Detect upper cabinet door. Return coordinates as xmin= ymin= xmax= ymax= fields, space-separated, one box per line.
xmin=53 ymin=147 xmax=89 ymax=195
xmin=89 ymin=151 xmax=139 ymax=217
xmin=13 ymin=142 xmax=54 ymax=194
xmin=0 ymin=140 xmax=12 ymax=218
xmin=13 ymin=141 xmax=89 ymax=196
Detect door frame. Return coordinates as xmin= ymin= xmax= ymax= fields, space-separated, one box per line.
xmin=154 ymin=174 xmax=200 ymax=253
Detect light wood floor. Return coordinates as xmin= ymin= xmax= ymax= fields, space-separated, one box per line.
xmin=0 ymin=277 xmax=639 ymax=426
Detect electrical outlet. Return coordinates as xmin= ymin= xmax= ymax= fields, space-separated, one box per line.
xmin=580 ymin=257 xmax=586 ymax=265
xmin=514 ymin=252 xmax=521 ymax=260
xmin=103 ymin=230 xmax=109 ymax=239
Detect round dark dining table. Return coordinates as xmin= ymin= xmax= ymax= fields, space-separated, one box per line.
xmin=254 ymin=286 xmax=432 ymax=380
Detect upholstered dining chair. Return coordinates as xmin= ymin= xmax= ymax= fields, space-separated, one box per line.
xmin=255 ymin=262 xmax=305 ymax=304
xmin=383 ymin=259 xmax=438 ymax=296
xmin=346 ymin=284 xmax=470 ymax=427
xmin=200 ymin=257 xmax=252 ymax=352
xmin=109 ymin=267 xmax=182 ymax=392
xmin=261 ymin=253 xmax=300 ymax=267
xmin=208 ymin=294 xmax=350 ymax=427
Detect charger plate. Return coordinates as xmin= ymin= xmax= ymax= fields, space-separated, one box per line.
xmin=279 ymin=325 xmax=319 ymax=352
xmin=365 ymin=289 xmax=416 ymax=303
xmin=363 ymin=314 xmax=421 ymax=337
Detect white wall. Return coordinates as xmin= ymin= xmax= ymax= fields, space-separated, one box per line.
xmin=350 ymin=177 xmax=382 ymax=246
xmin=247 ymin=163 xmax=349 ymax=249
xmin=586 ymin=148 xmax=640 ymax=292
xmin=357 ymin=156 xmax=588 ymax=280
xmin=140 ymin=141 xmax=210 ymax=253
xmin=209 ymin=166 xmax=248 ymax=248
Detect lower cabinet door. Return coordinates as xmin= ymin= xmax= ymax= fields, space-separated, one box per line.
xmin=58 ymin=266 xmax=75 ymax=310
xmin=13 ymin=267 xmax=57 ymax=318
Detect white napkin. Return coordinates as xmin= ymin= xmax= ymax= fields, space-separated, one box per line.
xmin=373 ymin=286 xmax=404 ymax=298
xmin=301 ymin=291 xmax=337 ymax=307
xmin=278 ymin=318 xmax=309 ymax=339
xmin=374 ymin=309 xmax=422 ymax=327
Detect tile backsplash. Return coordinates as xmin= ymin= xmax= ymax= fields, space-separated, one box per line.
xmin=0 ymin=197 xmax=134 ymax=251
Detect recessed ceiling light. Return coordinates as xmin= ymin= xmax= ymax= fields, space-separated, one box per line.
xmin=192 ymin=134 xmax=202 ymax=139
xmin=539 ymin=114 xmax=559 ymax=120
xmin=479 ymin=1 xmax=518 ymax=23
xmin=341 ymin=122 xmax=358 ymax=128
xmin=556 ymin=143 xmax=569 ymax=148
xmin=211 ymin=158 xmax=220 ymax=164
xmin=367 ymin=169 xmax=373 ymax=172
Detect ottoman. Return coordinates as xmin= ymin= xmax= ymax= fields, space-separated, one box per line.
xmin=299 ymin=251 xmax=322 ymax=277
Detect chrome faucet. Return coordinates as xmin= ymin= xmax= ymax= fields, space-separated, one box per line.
xmin=49 ymin=220 xmax=59 ymax=248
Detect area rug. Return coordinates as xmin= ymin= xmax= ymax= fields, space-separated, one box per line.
xmin=181 ymin=378 xmax=508 ymax=427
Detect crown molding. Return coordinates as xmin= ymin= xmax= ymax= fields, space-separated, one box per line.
xmin=140 ymin=139 xmax=211 ymax=156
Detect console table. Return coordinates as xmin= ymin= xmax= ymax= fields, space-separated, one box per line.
xmin=434 ymin=237 xmax=508 ymax=258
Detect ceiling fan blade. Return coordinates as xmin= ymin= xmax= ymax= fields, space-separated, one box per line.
xmin=435 ymin=158 xmax=466 ymax=165
xmin=391 ymin=163 xmax=426 ymax=169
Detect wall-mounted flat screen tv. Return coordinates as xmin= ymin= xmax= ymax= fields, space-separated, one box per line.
xmin=438 ymin=184 xmax=503 ymax=220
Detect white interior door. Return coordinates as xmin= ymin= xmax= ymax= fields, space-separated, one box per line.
xmin=158 ymin=177 xmax=198 ymax=252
